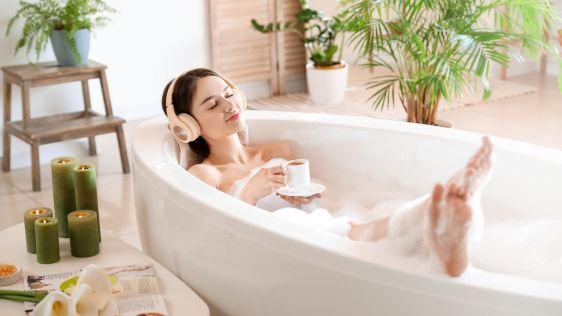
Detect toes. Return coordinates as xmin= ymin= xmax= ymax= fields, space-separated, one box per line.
xmin=432 ymin=183 xmax=444 ymax=204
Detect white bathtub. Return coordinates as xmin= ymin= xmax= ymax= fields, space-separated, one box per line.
xmin=132 ymin=111 xmax=562 ymax=316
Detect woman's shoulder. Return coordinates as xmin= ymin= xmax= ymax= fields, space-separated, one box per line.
xmin=188 ymin=163 xmax=221 ymax=188
xmin=256 ymin=142 xmax=295 ymax=161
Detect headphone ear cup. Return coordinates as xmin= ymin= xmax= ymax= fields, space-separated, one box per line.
xmin=177 ymin=113 xmax=201 ymax=142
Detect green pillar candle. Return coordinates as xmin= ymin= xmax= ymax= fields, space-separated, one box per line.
xmin=35 ymin=217 xmax=60 ymax=264
xmin=73 ymin=164 xmax=101 ymax=242
xmin=23 ymin=207 xmax=53 ymax=254
xmin=51 ymin=156 xmax=79 ymax=238
xmin=68 ymin=210 xmax=100 ymax=258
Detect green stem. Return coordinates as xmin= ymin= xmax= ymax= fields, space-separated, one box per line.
xmin=0 ymin=290 xmax=46 ymax=297
xmin=0 ymin=294 xmax=42 ymax=303
xmin=0 ymin=290 xmax=49 ymax=303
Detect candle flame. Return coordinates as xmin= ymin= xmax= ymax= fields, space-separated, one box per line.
xmin=73 ymin=211 xmax=91 ymax=219
xmin=31 ymin=209 xmax=45 ymax=215
xmin=38 ymin=218 xmax=50 ymax=224
xmin=78 ymin=165 xmax=89 ymax=171
xmin=57 ymin=159 xmax=70 ymax=164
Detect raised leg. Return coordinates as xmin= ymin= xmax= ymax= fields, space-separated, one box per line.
xmin=2 ymin=81 xmax=11 ymax=172
xmin=31 ymin=141 xmax=41 ymax=191
xmin=116 ymin=126 xmax=130 ymax=174
xmin=427 ymin=183 xmax=472 ymax=276
xmin=350 ymin=137 xmax=494 ymax=277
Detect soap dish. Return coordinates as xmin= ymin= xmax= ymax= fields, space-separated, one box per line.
xmin=0 ymin=264 xmax=22 ymax=286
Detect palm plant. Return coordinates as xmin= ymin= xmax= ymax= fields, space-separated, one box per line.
xmin=343 ymin=0 xmax=560 ymax=125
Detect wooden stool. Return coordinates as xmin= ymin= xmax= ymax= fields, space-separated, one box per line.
xmin=2 ymin=60 xmax=130 ymax=191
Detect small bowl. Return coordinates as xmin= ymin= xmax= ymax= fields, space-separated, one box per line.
xmin=0 ymin=264 xmax=22 ymax=286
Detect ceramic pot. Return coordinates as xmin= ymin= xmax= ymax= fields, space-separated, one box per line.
xmin=306 ymin=61 xmax=348 ymax=105
xmin=50 ymin=29 xmax=90 ymax=67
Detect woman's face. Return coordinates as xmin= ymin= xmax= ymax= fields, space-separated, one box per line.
xmin=190 ymin=76 xmax=245 ymax=140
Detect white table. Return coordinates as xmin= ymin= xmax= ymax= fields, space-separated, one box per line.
xmin=0 ymin=224 xmax=209 ymax=315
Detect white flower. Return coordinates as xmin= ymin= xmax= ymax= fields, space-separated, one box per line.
xmin=32 ymin=291 xmax=69 ymax=316
xmin=68 ymin=284 xmax=97 ymax=316
xmin=76 ymin=264 xmax=111 ymax=310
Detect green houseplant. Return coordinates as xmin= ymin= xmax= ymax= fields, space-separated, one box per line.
xmin=251 ymin=0 xmax=348 ymax=67
xmin=342 ymin=0 xmax=560 ymax=125
xmin=6 ymin=0 xmax=115 ymax=66
xmin=251 ymin=0 xmax=352 ymax=105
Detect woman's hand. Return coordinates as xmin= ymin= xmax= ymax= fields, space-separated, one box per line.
xmin=277 ymin=193 xmax=321 ymax=206
xmin=240 ymin=165 xmax=287 ymax=205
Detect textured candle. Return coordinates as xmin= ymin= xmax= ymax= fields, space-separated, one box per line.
xmin=73 ymin=164 xmax=101 ymax=241
xmin=35 ymin=217 xmax=60 ymax=264
xmin=68 ymin=210 xmax=99 ymax=258
xmin=24 ymin=207 xmax=53 ymax=254
xmin=51 ymin=156 xmax=79 ymax=238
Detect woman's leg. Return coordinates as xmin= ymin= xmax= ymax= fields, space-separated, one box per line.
xmin=348 ymin=137 xmax=494 ymax=276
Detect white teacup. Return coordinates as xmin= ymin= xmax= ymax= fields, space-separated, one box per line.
xmin=284 ymin=159 xmax=310 ymax=189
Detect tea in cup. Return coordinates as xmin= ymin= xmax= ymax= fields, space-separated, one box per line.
xmin=285 ymin=159 xmax=310 ymax=189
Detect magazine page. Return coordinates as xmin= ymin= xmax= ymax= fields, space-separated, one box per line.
xmin=23 ymin=263 xmax=168 ymax=315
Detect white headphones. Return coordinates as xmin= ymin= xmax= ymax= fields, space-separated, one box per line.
xmin=165 ymin=69 xmax=249 ymax=168
xmin=165 ymin=70 xmax=247 ymax=143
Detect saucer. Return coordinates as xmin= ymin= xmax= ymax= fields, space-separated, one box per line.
xmin=277 ymin=182 xmax=325 ymax=197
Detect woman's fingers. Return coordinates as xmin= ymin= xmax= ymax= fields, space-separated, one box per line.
xmin=268 ymin=165 xmax=286 ymax=175
xmin=271 ymin=174 xmax=287 ymax=184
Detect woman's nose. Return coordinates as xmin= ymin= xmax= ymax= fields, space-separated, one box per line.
xmin=223 ymin=98 xmax=236 ymax=112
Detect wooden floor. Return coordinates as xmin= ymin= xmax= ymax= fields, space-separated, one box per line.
xmin=248 ymin=67 xmax=538 ymax=122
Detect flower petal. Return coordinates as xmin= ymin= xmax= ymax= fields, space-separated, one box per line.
xmin=68 ymin=284 xmax=97 ymax=316
xmin=32 ymin=291 xmax=69 ymax=316
xmin=76 ymin=264 xmax=111 ymax=310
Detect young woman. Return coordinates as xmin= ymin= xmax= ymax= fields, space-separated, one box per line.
xmin=161 ymin=68 xmax=494 ymax=277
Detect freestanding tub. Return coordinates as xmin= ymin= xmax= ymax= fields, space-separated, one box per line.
xmin=132 ymin=111 xmax=562 ymax=316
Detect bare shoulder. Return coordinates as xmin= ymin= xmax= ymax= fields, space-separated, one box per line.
xmin=258 ymin=142 xmax=295 ymax=161
xmin=188 ymin=163 xmax=221 ymax=188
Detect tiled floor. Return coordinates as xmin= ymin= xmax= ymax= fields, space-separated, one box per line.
xmin=1 ymin=72 xmax=561 ymax=251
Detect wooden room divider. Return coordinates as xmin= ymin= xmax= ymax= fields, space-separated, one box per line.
xmin=209 ymin=0 xmax=306 ymax=96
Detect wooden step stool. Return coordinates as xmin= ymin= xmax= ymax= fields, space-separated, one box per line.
xmin=2 ymin=60 xmax=130 ymax=191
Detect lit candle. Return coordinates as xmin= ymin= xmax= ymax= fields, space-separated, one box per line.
xmin=51 ymin=156 xmax=79 ymax=238
xmin=35 ymin=217 xmax=60 ymax=264
xmin=23 ymin=207 xmax=53 ymax=253
xmin=68 ymin=210 xmax=99 ymax=258
xmin=73 ymin=164 xmax=101 ymax=242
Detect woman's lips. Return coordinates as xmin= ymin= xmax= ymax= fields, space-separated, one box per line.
xmin=227 ymin=113 xmax=240 ymax=122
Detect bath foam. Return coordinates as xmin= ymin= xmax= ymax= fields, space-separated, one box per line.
xmin=228 ymin=157 xmax=562 ymax=283
xmin=471 ymin=219 xmax=562 ymax=284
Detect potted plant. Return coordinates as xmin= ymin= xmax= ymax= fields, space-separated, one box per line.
xmin=251 ymin=0 xmax=350 ymax=105
xmin=342 ymin=0 xmax=561 ymax=125
xmin=6 ymin=0 xmax=116 ymax=66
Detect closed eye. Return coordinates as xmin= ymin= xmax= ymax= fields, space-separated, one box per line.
xmin=225 ymin=92 xmax=234 ymax=98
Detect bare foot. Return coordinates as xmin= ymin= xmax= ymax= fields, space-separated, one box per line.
xmin=428 ymin=182 xmax=472 ymax=277
xmin=450 ymin=136 xmax=494 ymax=197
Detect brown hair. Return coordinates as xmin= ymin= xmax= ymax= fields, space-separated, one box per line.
xmin=161 ymin=68 xmax=227 ymax=163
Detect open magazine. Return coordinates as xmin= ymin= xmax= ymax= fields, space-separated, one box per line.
xmin=24 ymin=263 xmax=168 ymax=316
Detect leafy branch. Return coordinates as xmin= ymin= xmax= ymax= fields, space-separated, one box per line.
xmin=6 ymin=0 xmax=116 ymax=63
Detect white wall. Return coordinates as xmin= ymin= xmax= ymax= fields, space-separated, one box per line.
xmin=1 ymin=0 xmax=560 ymax=169
xmin=0 ymin=0 xmax=211 ymax=168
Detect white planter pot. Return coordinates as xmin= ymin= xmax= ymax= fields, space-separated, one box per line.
xmin=306 ymin=62 xmax=349 ymax=105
